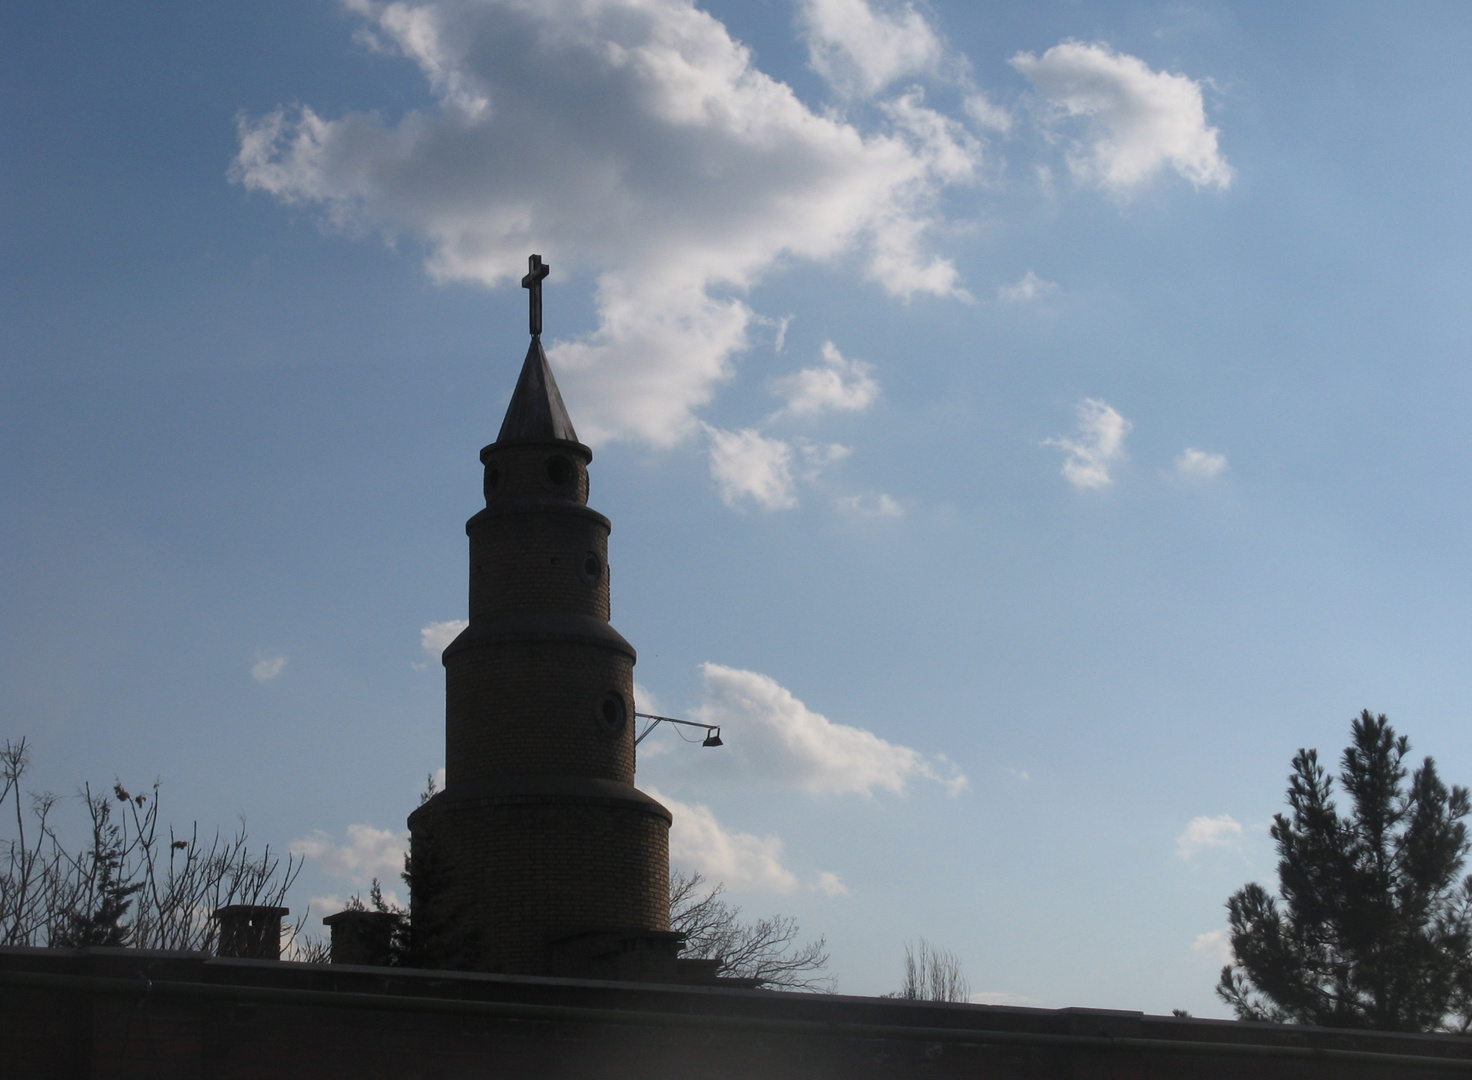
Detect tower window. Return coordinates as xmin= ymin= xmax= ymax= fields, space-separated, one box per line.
xmin=545 ymin=456 xmax=572 ymax=486
xmin=597 ymin=692 xmax=627 ymax=735
xmin=582 ymin=552 xmax=602 ymax=582
xmin=485 ymin=466 xmax=501 ymax=496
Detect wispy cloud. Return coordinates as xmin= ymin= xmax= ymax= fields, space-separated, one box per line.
xmin=309 ymin=894 xmax=349 ymax=918
xmin=682 ymin=662 xmax=966 ymax=796
xmin=633 ymin=682 xmax=665 ymax=719
xmin=251 ymin=654 xmax=288 ymax=682
xmin=1192 ymin=928 xmax=1234 ymax=963
xmin=232 ymin=3 xmax=1232 ymax=534
xmin=815 ymin=871 xmax=849 ymax=896
xmin=1176 ymin=814 xmax=1244 ymax=859
xmin=835 ymin=491 xmax=903 ymax=518
xmin=292 ymin=823 xmax=408 ymax=888
xmin=798 ymin=0 xmax=945 ymax=99
xmin=705 ymin=426 xmax=799 ymax=511
xmin=964 ymin=92 xmax=1014 ymax=134
xmin=653 ymin=787 xmax=799 ymax=893
xmin=998 ymin=270 xmax=1057 ymax=304
xmin=703 ymin=429 xmax=855 ymax=512
xmin=797 ymin=439 xmax=853 ymax=481
xmin=1173 ymin=447 xmax=1228 ymax=482
xmin=420 ymin=619 xmax=468 ymax=656
xmin=233 ymin=0 xmax=980 ymax=449
xmin=1044 ymin=398 xmax=1131 ymax=490
xmin=771 ymin=341 xmax=879 ymax=417
xmin=1012 ymin=41 xmax=1232 ymax=195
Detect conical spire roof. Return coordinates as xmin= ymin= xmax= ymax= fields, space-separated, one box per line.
xmin=496 ymin=336 xmax=579 ymax=445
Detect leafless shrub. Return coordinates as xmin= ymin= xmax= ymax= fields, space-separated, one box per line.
xmin=894 ymin=938 xmax=970 ymax=1002
xmin=670 ymin=868 xmax=832 ymax=991
xmin=1 ymin=738 xmax=315 ymax=956
xmin=284 ymin=931 xmax=333 ymax=964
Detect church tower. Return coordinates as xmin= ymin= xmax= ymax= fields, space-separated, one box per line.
xmin=408 ymin=256 xmax=677 ymax=978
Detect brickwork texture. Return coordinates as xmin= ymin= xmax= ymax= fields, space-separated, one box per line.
xmin=412 ymin=382 xmax=671 ymax=974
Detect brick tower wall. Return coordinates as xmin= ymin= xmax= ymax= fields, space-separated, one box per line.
xmin=410 ymin=784 xmax=671 ymax=974
xmin=468 ymin=506 xmax=612 ymax=622
xmin=444 ymin=635 xmax=636 ymax=784
xmin=411 ymin=429 xmax=672 ymax=975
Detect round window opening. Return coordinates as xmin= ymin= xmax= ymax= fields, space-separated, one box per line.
xmin=545 ymin=456 xmax=573 ymax=486
xmin=598 ymin=692 xmax=627 ymax=735
xmin=582 ymin=551 xmax=602 ymax=582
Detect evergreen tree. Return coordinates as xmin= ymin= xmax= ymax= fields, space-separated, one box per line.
xmin=1218 ymin=711 xmax=1472 ymax=1031
xmin=2 ymin=742 xmax=309 ymax=955
xmin=49 ymin=787 xmax=142 ymax=947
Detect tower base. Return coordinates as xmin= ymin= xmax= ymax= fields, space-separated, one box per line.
xmin=407 ymin=776 xmax=672 ymax=976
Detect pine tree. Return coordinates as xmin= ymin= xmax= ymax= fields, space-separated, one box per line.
xmin=49 ymin=785 xmax=143 ymax=948
xmin=1218 ymin=711 xmax=1472 ymax=1032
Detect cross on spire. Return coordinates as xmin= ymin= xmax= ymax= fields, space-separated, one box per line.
xmin=521 ymin=254 xmax=550 ymax=337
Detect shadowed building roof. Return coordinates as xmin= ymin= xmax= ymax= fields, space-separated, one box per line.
xmin=495 ymin=335 xmax=579 ymax=445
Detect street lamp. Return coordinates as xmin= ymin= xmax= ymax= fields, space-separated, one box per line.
xmin=634 ymin=712 xmax=723 ymax=748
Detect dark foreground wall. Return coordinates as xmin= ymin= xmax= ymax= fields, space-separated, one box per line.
xmin=4 ymin=946 xmax=1472 ymax=1080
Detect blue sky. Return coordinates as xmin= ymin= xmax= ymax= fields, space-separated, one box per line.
xmin=6 ymin=0 xmax=1472 ymax=1015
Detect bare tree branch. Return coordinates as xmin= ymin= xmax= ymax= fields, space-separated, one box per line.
xmin=894 ymin=938 xmax=970 ymax=1002
xmin=669 ymin=869 xmax=832 ymax=991
xmin=0 ymin=740 xmax=314 ymax=956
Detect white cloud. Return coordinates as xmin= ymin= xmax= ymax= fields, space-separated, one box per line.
xmin=970 ymin=990 xmax=1042 ymax=1007
xmin=1011 ymin=41 xmax=1232 ymax=194
xmin=251 ymin=654 xmax=288 ymax=682
xmin=880 ymin=88 xmax=986 ymax=189
xmin=653 ymin=787 xmax=799 ymax=893
xmin=798 ymin=0 xmax=944 ymax=98
xmin=633 ymin=681 xmax=664 ymax=717
xmin=964 ymin=92 xmax=1014 ymax=135
xmin=689 ymin=662 xmax=965 ymax=796
xmin=1044 ymin=398 xmax=1131 ymax=490
xmin=292 ymin=824 xmax=409 ymax=886
xmin=420 ymin=619 xmax=468 ymax=656
xmin=771 ymin=341 xmax=880 ymax=417
xmin=1176 ymin=814 xmax=1244 ymax=859
xmin=835 ymin=491 xmax=903 ymax=518
xmin=703 ymin=429 xmax=853 ymax=511
xmin=705 ymin=426 xmax=798 ymax=510
xmin=309 ymin=894 xmax=348 ymax=919
xmin=1173 ymin=447 xmax=1228 ymax=482
xmin=770 ymin=314 xmax=793 ymax=353
xmin=814 ymin=871 xmax=849 ymax=896
xmin=797 ymin=439 xmax=853 ymax=481
xmin=233 ymin=0 xmax=978 ymax=449
xmin=997 ymin=269 xmax=1057 ymax=304
xmin=1192 ymin=928 xmax=1234 ymax=964
xmin=1034 ymin=162 xmax=1056 ymax=200
xmin=309 ymin=887 xmax=405 ymax=916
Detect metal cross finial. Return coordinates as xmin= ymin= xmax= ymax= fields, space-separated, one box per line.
xmin=521 ymin=254 xmax=550 ymax=337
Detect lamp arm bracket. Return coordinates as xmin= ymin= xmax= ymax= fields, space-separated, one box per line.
xmin=634 ymin=712 xmax=720 ymax=747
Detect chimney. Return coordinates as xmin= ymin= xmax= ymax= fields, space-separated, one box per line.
xmin=323 ymin=910 xmax=401 ymax=967
xmin=214 ymin=905 xmax=289 ymax=960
